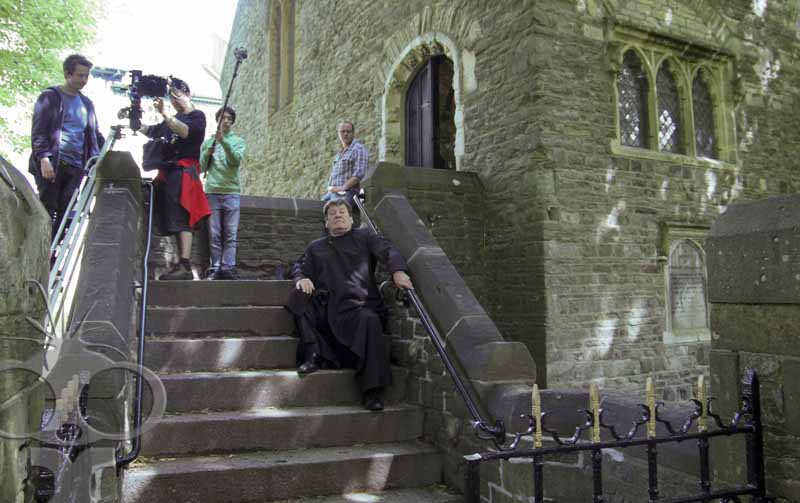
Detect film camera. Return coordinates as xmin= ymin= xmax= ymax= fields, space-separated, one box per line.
xmin=117 ymin=71 xmax=171 ymax=131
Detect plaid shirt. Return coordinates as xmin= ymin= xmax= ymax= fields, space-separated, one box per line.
xmin=328 ymin=140 xmax=368 ymax=188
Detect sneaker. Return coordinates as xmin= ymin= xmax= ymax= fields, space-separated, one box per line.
xmin=159 ymin=263 xmax=193 ymax=281
xmin=215 ymin=268 xmax=239 ymax=281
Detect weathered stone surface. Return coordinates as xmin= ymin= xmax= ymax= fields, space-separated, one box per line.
xmin=710 ymin=303 xmax=800 ymax=357
xmin=0 ymin=157 xmax=49 ymax=503
xmin=707 ymin=195 xmax=800 ymax=304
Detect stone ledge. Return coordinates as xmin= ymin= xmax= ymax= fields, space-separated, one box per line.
xmin=240 ymin=195 xmax=324 ymax=217
xmin=707 ymin=194 xmax=800 ymax=304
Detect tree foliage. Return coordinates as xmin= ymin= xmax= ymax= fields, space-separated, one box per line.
xmin=0 ymin=0 xmax=100 ymax=152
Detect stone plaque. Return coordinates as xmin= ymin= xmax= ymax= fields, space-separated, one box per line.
xmin=669 ymin=240 xmax=708 ymax=332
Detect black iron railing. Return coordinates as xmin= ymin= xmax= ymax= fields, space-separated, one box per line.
xmin=464 ymin=368 xmax=774 ymax=503
xmin=116 ymin=180 xmax=155 ymax=469
xmin=351 ymin=192 xmax=506 ymax=446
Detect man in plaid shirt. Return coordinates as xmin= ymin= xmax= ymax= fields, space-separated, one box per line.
xmin=322 ymin=120 xmax=368 ymax=207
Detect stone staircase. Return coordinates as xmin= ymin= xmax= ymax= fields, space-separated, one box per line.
xmin=122 ymin=279 xmax=459 ymax=503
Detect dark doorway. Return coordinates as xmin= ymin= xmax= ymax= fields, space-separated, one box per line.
xmin=405 ymin=55 xmax=456 ymax=169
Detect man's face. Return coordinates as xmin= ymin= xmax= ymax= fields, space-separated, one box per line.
xmin=337 ymin=123 xmax=354 ymax=148
xmin=169 ymin=88 xmax=190 ymax=112
xmin=218 ymin=112 xmax=234 ymax=134
xmin=64 ymin=64 xmax=90 ymax=93
xmin=325 ymin=204 xmax=353 ymax=236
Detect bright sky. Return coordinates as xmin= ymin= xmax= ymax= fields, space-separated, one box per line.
xmin=88 ymin=0 xmax=239 ymax=97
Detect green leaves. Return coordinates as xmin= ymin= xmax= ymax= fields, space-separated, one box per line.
xmin=0 ymin=0 xmax=101 ymax=153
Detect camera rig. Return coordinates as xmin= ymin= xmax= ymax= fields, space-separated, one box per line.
xmin=117 ymin=71 xmax=171 ymax=131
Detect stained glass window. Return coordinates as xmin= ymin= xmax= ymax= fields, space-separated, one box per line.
xmin=618 ymin=51 xmax=648 ymax=148
xmin=657 ymin=62 xmax=683 ymax=154
xmin=692 ymin=73 xmax=716 ymax=158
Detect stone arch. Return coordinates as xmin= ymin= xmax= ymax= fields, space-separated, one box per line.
xmin=380 ymin=32 xmax=466 ymax=170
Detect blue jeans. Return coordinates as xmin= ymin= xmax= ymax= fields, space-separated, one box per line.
xmin=207 ymin=194 xmax=240 ymax=271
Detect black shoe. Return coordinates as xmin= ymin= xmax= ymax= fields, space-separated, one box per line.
xmin=363 ymin=388 xmax=384 ymax=411
xmin=214 ymin=269 xmax=239 ymax=281
xmin=159 ymin=262 xmax=193 ymax=280
xmin=298 ymin=354 xmax=320 ymax=375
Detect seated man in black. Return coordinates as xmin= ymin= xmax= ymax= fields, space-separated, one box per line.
xmin=289 ymin=199 xmax=413 ymax=411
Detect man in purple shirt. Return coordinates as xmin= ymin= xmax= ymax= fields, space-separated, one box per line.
xmin=28 ymin=54 xmax=104 ymax=238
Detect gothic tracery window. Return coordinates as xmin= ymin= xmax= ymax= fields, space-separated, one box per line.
xmin=657 ymin=62 xmax=682 ymax=154
xmin=618 ymin=51 xmax=648 ymax=148
xmin=692 ymin=72 xmax=716 ymax=159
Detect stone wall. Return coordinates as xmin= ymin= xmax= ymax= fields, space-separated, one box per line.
xmin=707 ymin=194 xmax=800 ymax=502
xmin=224 ymin=0 xmax=800 ymax=394
xmin=0 ymin=157 xmax=50 ymax=503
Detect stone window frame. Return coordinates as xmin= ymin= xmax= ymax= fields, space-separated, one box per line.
xmin=659 ymin=222 xmax=711 ymax=345
xmin=609 ymin=27 xmax=737 ymax=168
xmin=268 ymin=0 xmax=295 ymax=115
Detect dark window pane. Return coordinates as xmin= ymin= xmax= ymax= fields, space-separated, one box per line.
xmin=618 ymin=51 xmax=648 ymax=148
xmin=657 ymin=62 xmax=683 ymax=154
xmin=692 ymin=73 xmax=716 ymax=158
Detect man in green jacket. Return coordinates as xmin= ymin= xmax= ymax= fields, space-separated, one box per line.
xmin=200 ymin=106 xmax=246 ymax=280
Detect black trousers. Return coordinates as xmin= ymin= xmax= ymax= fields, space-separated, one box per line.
xmin=291 ymin=292 xmax=392 ymax=392
xmin=37 ymin=160 xmax=85 ymax=240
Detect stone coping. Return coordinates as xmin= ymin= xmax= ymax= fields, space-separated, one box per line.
xmin=240 ymin=195 xmax=324 ymax=217
xmin=365 ymin=164 xmax=536 ymax=429
xmin=707 ymin=194 xmax=800 ymax=304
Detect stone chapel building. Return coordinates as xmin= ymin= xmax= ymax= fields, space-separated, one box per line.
xmin=222 ymin=0 xmax=800 ymax=397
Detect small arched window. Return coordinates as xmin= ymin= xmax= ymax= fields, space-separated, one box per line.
xmin=657 ymin=61 xmax=683 ymax=154
xmin=692 ymin=72 xmax=716 ymax=159
xmin=618 ymin=50 xmax=648 ymax=148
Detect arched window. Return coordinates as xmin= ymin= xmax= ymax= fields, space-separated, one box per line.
xmin=618 ymin=51 xmax=648 ymax=148
xmin=666 ymin=239 xmax=709 ymax=343
xmin=657 ymin=61 xmax=683 ymax=154
xmin=692 ymin=72 xmax=716 ymax=159
xmin=269 ymin=0 xmax=295 ymax=114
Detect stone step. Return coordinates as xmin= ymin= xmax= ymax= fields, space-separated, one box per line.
xmin=145 ymin=306 xmax=294 ymax=337
xmin=124 ymin=442 xmax=443 ymax=503
xmin=141 ymin=404 xmax=424 ymax=457
xmin=145 ymin=336 xmax=297 ymax=373
xmin=156 ymin=367 xmax=408 ymax=413
xmin=266 ymin=486 xmax=461 ymax=503
xmin=148 ymin=280 xmax=294 ymax=307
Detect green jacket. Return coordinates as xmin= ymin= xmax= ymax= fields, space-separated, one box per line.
xmin=200 ymin=131 xmax=246 ymax=194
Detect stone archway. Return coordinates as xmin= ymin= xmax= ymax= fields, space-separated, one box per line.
xmin=380 ymin=33 xmax=467 ymax=171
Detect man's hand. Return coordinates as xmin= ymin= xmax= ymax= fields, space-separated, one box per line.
xmin=215 ymin=130 xmax=225 ymax=143
xmin=296 ymin=278 xmax=315 ymax=295
xmin=328 ymin=185 xmax=345 ymax=194
xmin=154 ymin=97 xmax=165 ymax=115
xmin=40 ymin=158 xmax=55 ymax=181
xmin=392 ymin=271 xmax=413 ymax=290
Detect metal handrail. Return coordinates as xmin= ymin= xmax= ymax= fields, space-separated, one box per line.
xmin=351 ymin=193 xmax=506 ymax=447
xmin=116 ymin=180 xmax=154 ymax=468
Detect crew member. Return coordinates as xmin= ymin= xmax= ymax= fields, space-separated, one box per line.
xmin=200 ymin=106 xmax=246 ymax=280
xmin=29 ymin=54 xmax=105 ymax=239
xmin=139 ymin=78 xmax=209 ymax=280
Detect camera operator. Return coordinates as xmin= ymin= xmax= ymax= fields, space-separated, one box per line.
xmin=138 ymin=78 xmax=209 ymax=280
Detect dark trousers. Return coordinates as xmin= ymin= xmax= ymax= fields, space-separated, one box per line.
xmin=37 ymin=160 xmax=85 ymax=240
xmin=292 ymin=292 xmax=391 ymax=392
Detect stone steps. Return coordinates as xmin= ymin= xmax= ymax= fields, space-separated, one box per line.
xmin=141 ymin=404 xmax=423 ymax=457
xmin=145 ymin=306 xmax=295 ymax=337
xmin=124 ymin=442 xmax=443 ymax=503
xmin=266 ymin=487 xmax=462 ymax=503
xmin=156 ymin=367 xmax=408 ymax=413
xmin=148 ymin=280 xmax=294 ymax=307
xmin=145 ymin=336 xmax=297 ymax=373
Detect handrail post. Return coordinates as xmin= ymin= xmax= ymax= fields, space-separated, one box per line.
xmin=464 ymin=454 xmax=482 ymax=503
xmin=743 ymin=369 xmax=773 ymax=502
